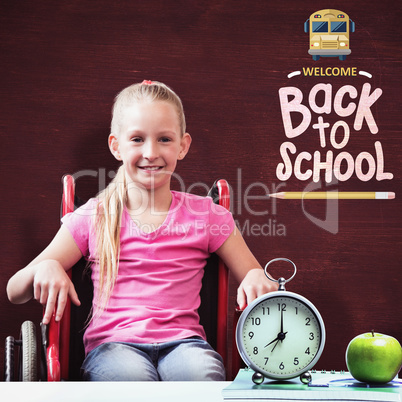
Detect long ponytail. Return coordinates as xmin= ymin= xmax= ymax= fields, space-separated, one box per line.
xmin=93 ymin=165 xmax=127 ymax=316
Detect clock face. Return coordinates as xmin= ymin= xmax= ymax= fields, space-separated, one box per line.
xmin=236 ymin=291 xmax=325 ymax=379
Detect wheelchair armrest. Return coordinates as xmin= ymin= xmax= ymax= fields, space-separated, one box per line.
xmin=43 ymin=175 xmax=75 ymax=381
xmin=210 ymin=180 xmax=231 ymax=372
xmin=42 ymin=316 xmax=61 ymax=381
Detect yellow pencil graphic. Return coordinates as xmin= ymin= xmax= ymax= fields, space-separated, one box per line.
xmin=268 ymin=192 xmax=395 ymax=200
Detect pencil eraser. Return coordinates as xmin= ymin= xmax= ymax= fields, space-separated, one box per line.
xmin=389 ymin=192 xmax=395 ymax=199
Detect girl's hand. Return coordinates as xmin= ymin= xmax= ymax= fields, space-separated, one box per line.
xmin=7 ymin=226 xmax=83 ymax=323
xmin=236 ymin=268 xmax=278 ymax=311
xmin=215 ymin=228 xmax=279 ymax=310
xmin=33 ymin=260 xmax=81 ymax=325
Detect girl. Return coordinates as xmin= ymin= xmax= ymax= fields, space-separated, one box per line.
xmin=7 ymin=81 xmax=277 ymax=381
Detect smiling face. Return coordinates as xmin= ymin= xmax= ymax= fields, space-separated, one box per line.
xmin=109 ymin=100 xmax=191 ymax=194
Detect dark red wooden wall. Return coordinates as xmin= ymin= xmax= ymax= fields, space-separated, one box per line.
xmin=1 ymin=0 xmax=401 ymax=380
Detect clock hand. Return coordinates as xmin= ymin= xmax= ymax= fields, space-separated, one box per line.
xmin=264 ymin=307 xmax=287 ymax=349
xmin=264 ymin=331 xmax=288 ymax=350
xmin=271 ymin=339 xmax=280 ymax=352
xmin=272 ymin=331 xmax=288 ymax=352
xmin=264 ymin=336 xmax=279 ymax=348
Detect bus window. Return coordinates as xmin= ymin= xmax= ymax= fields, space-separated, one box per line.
xmin=312 ymin=21 xmax=328 ymax=32
xmin=331 ymin=21 xmax=347 ymax=33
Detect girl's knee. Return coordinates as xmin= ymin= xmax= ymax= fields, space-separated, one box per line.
xmin=185 ymin=350 xmax=225 ymax=380
xmin=180 ymin=359 xmax=225 ymax=381
xmin=159 ymin=340 xmax=225 ymax=381
xmin=81 ymin=342 xmax=158 ymax=381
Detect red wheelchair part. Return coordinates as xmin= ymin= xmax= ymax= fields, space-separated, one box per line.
xmin=215 ymin=180 xmax=230 ymax=367
xmin=46 ymin=175 xmax=75 ymax=381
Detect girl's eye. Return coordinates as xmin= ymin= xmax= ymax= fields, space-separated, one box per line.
xmin=131 ymin=137 xmax=143 ymax=143
xmin=159 ymin=137 xmax=172 ymax=143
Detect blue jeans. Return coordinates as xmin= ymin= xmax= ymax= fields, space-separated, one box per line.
xmin=81 ymin=338 xmax=225 ymax=381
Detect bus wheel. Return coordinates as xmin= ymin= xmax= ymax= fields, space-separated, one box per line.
xmin=339 ymin=55 xmax=347 ymax=61
xmin=312 ymin=55 xmax=320 ymax=61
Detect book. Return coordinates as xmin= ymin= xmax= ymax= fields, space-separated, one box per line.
xmin=222 ymin=368 xmax=402 ymax=401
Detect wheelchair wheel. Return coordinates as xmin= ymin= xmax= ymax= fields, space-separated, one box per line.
xmin=4 ymin=336 xmax=15 ymax=381
xmin=18 ymin=321 xmax=37 ymax=381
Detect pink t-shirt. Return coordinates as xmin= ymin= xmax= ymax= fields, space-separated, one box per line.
xmin=61 ymin=191 xmax=234 ymax=355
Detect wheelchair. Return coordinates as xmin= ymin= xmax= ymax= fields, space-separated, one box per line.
xmin=4 ymin=175 xmax=241 ymax=381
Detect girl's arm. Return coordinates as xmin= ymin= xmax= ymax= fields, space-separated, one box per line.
xmin=215 ymin=226 xmax=278 ymax=310
xmin=6 ymin=225 xmax=83 ymax=324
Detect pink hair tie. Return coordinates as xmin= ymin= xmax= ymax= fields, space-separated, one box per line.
xmin=141 ymin=80 xmax=153 ymax=85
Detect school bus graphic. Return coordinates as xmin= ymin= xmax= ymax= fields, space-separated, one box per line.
xmin=304 ymin=9 xmax=355 ymax=61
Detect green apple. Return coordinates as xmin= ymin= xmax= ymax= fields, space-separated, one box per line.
xmin=346 ymin=331 xmax=402 ymax=384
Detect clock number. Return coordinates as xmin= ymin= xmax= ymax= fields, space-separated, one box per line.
xmin=305 ymin=347 xmax=310 ymax=355
xmin=309 ymin=332 xmax=315 ymax=340
xmin=277 ymin=303 xmax=286 ymax=311
xmin=279 ymin=362 xmax=285 ymax=370
xmin=295 ymin=307 xmax=298 ymax=315
xmin=262 ymin=307 xmax=270 ymax=315
xmin=264 ymin=357 xmax=269 ymax=366
xmin=294 ymin=357 xmax=299 ymax=366
xmin=253 ymin=347 xmax=258 ymax=355
xmin=251 ymin=317 xmax=261 ymax=326
xmin=248 ymin=331 xmax=254 ymax=340
xmin=305 ymin=317 xmax=311 ymax=326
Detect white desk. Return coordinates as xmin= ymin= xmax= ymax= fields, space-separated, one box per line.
xmin=1 ymin=381 xmax=229 ymax=402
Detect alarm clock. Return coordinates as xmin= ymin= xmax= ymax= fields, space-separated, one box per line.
xmin=236 ymin=258 xmax=326 ymax=384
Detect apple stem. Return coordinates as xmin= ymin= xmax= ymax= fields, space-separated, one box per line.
xmin=371 ymin=330 xmax=375 ymax=337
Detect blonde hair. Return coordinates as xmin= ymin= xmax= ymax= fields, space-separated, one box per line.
xmin=93 ymin=81 xmax=186 ymax=315
xmin=111 ymin=81 xmax=186 ymax=136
